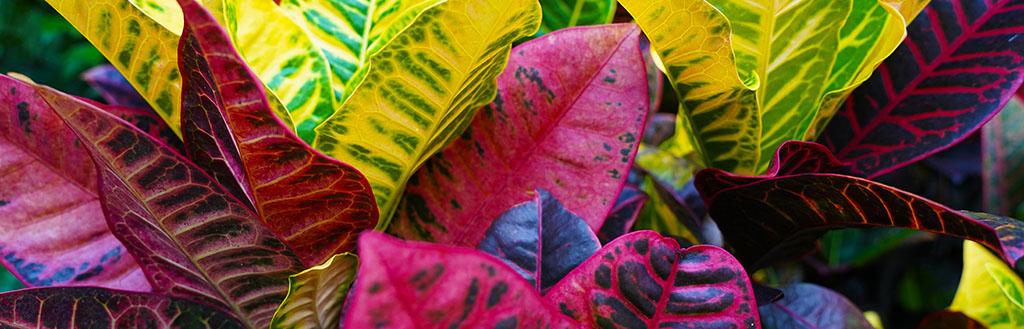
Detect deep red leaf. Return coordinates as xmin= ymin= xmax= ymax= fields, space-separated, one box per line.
xmin=758 ymin=283 xmax=873 ymax=329
xmin=345 ymin=232 xmax=578 ymax=329
xmin=545 ymin=231 xmax=761 ymax=329
xmin=819 ymin=0 xmax=1024 ymax=178
xmin=390 ymin=23 xmax=649 ymax=246
xmin=0 ymin=75 xmax=149 ymax=291
xmin=177 ymin=0 xmax=377 ymax=266
xmin=917 ymin=311 xmax=987 ymax=329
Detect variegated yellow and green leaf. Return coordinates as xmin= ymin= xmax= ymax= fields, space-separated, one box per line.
xmin=313 ymin=0 xmax=542 ymax=224
xmin=950 ymin=241 xmax=1024 ymax=329
xmin=271 ymin=253 xmax=358 ymax=329
xmin=538 ymin=0 xmax=617 ymax=35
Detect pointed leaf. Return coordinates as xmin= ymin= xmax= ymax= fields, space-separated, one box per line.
xmin=919 ymin=311 xmax=988 ymax=329
xmin=0 ymin=75 xmax=149 ymax=291
xmin=758 ymin=283 xmax=874 ymax=329
xmin=389 ymin=23 xmax=647 ymax=242
xmin=178 ymin=0 xmax=378 ymax=266
xmin=820 ymin=0 xmax=1024 ymax=178
xmin=314 ymin=0 xmax=542 ymax=223
xmin=82 ymin=64 xmax=151 ymax=108
xmin=546 ymin=230 xmax=761 ymax=328
xmin=271 ymin=253 xmax=357 ymax=329
xmin=537 ymin=0 xmax=616 ymax=35
xmin=695 ymin=141 xmax=1024 ymax=272
xmin=597 ymin=186 xmax=648 ymax=244
xmin=950 ymin=241 xmax=1024 ymax=329
xmin=983 ymin=97 xmax=1024 ymax=218
xmin=0 ymin=287 xmax=242 ymax=328
xmin=34 ymin=83 xmax=304 ymax=328
xmin=344 ymin=232 xmax=578 ymax=328
xmin=478 ymin=189 xmax=601 ymax=291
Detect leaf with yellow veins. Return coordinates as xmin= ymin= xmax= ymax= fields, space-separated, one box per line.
xmin=271 ymin=254 xmax=358 ymax=329
xmin=951 ymin=241 xmax=1024 ymax=329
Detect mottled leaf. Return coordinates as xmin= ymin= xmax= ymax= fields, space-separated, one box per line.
xmin=0 ymin=75 xmax=149 ymax=291
xmin=34 ymin=82 xmax=304 ymax=328
xmin=390 ymin=24 xmax=646 ymax=244
xmin=271 ymin=253 xmax=357 ymax=329
xmin=82 ymin=64 xmax=151 ymax=108
xmin=695 ymin=141 xmax=1024 ymax=272
xmin=0 ymin=287 xmax=242 ymax=328
xmin=80 ymin=98 xmax=183 ymax=150
xmin=820 ymin=0 xmax=1024 ymax=178
xmin=537 ymin=0 xmax=616 ymax=35
xmin=759 ymin=283 xmax=874 ymax=329
xmin=344 ymin=232 xmax=578 ymax=328
xmin=950 ymin=241 xmax=1024 ymax=329
xmin=546 ymin=230 xmax=761 ymax=328
xmin=314 ymin=0 xmax=542 ymax=223
xmin=984 ymin=96 xmax=1024 ymax=218
xmin=597 ymin=186 xmax=648 ymax=244
xmin=178 ymin=0 xmax=378 ymax=266
xmin=919 ymin=311 xmax=988 ymax=329
xmin=478 ymin=189 xmax=601 ymax=291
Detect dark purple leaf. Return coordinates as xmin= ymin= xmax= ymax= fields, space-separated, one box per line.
xmin=759 ymin=283 xmax=873 ymax=329
xmin=597 ymin=186 xmax=648 ymax=244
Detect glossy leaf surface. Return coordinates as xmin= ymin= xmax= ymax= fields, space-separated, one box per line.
xmin=984 ymin=97 xmax=1024 ymax=218
xmin=35 ymin=83 xmax=304 ymax=328
xmin=820 ymin=0 xmax=1024 ymax=177
xmin=345 ymin=232 xmax=578 ymax=328
xmin=389 ymin=23 xmax=646 ymax=243
xmin=271 ymin=253 xmax=357 ymax=329
xmin=478 ymin=190 xmax=601 ymax=291
xmin=82 ymin=64 xmax=151 ymax=108
xmin=0 ymin=287 xmax=242 ymax=328
xmin=0 ymin=75 xmax=149 ymax=291
xmin=696 ymin=141 xmax=1024 ymax=271
xmin=546 ymin=231 xmax=761 ymax=328
xmin=950 ymin=241 xmax=1024 ymax=329
xmin=537 ymin=0 xmax=616 ymax=35
xmin=759 ymin=283 xmax=874 ymax=329
xmin=178 ymin=0 xmax=378 ymax=266
xmin=314 ymin=0 xmax=542 ymax=223
xmin=597 ymin=186 xmax=648 ymax=244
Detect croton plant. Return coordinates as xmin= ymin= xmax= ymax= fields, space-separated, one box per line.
xmin=1 ymin=0 xmax=1023 ymax=327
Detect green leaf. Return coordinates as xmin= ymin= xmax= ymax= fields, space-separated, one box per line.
xmin=538 ymin=0 xmax=616 ymax=35
xmin=271 ymin=254 xmax=357 ymax=329
xmin=951 ymin=241 xmax=1024 ymax=329
xmin=984 ymin=97 xmax=1024 ymax=218
xmin=820 ymin=228 xmax=919 ymax=268
xmin=313 ymin=0 xmax=542 ymax=224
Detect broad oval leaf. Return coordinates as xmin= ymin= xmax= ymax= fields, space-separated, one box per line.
xmin=271 ymin=253 xmax=357 ymax=329
xmin=537 ymin=0 xmax=616 ymax=35
xmin=478 ymin=189 xmax=601 ymax=291
xmin=597 ymin=186 xmax=648 ymax=244
xmin=983 ymin=96 xmax=1024 ymax=218
xmin=820 ymin=0 xmax=1024 ymax=178
xmin=388 ymin=23 xmax=648 ymax=243
xmin=545 ymin=230 xmax=761 ymax=328
xmin=0 ymin=287 xmax=242 ymax=328
xmin=344 ymin=232 xmax=578 ymax=328
xmin=950 ymin=241 xmax=1024 ymax=329
xmin=178 ymin=0 xmax=378 ymax=266
xmin=759 ymin=283 xmax=874 ymax=329
xmin=695 ymin=141 xmax=1024 ymax=272
xmin=82 ymin=64 xmax=151 ymax=108
xmin=34 ymin=82 xmax=304 ymax=328
xmin=313 ymin=0 xmax=542 ymax=224
xmin=0 ymin=75 xmax=150 ymax=291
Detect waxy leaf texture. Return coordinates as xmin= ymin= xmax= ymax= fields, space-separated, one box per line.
xmin=950 ymin=241 xmax=1024 ymax=328
xmin=271 ymin=253 xmax=357 ymax=329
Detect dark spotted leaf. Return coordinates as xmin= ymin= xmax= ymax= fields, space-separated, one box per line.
xmin=759 ymin=283 xmax=873 ymax=329
xmin=983 ymin=96 xmax=1024 ymax=218
xmin=177 ymin=0 xmax=377 ymax=267
xmin=545 ymin=230 xmax=761 ymax=328
xmin=344 ymin=232 xmax=578 ymax=328
xmin=81 ymin=64 xmax=150 ymax=108
xmin=597 ymin=186 xmax=648 ymax=244
xmin=0 ymin=75 xmax=149 ymax=291
xmin=918 ymin=311 xmax=988 ymax=329
xmin=390 ymin=23 xmax=648 ymax=246
xmin=695 ymin=141 xmax=1024 ymax=272
xmin=819 ymin=0 xmax=1024 ymax=178
xmin=33 ymin=82 xmax=304 ymax=328
xmin=478 ymin=189 xmax=601 ymax=291
xmin=80 ymin=98 xmax=183 ymax=151
xmin=0 ymin=287 xmax=243 ymax=328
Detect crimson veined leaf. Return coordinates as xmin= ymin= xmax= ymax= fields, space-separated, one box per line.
xmin=820 ymin=0 xmax=1024 ymax=178
xmin=0 ymin=75 xmax=150 ymax=291
xmin=984 ymin=96 xmax=1024 ymax=218
xmin=695 ymin=141 xmax=1024 ymax=273
xmin=0 ymin=287 xmax=242 ymax=328
xmin=389 ymin=23 xmax=648 ymax=244
xmin=545 ymin=230 xmax=761 ymax=328
xmin=478 ymin=189 xmax=601 ymax=292
xmin=344 ymin=231 xmax=578 ymax=328
xmin=79 ymin=98 xmax=183 ymax=151
xmin=758 ymin=283 xmax=874 ymax=329
xmin=177 ymin=0 xmax=378 ymax=267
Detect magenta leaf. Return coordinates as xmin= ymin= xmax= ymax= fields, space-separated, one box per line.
xmin=33 ymin=83 xmax=304 ymax=328
xmin=597 ymin=186 xmax=648 ymax=244
xmin=545 ymin=231 xmax=761 ymax=328
xmin=390 ymin=23 xmax=649 ymax=246
xmin=177 ymin=0 xmax=378 ymax=266
xmin=819 ymin=0 xmax=1024 ymax=178
xmin=0 ymin=287 xmax=242 ymax=328
xmin=478 ymin=189 xmax=601 ymax=291
xmin=345 ymin=232 xmax=578 ymax=328
xmin=759 ymin=283 xmax=874 ymax=329
xmin=0 ymin=75 xmax=149 ymax=291
xmin=696 ymin=141 xmax=1024 ymax=272
xmin=81 ymin=64 xmax=151 ymax=108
